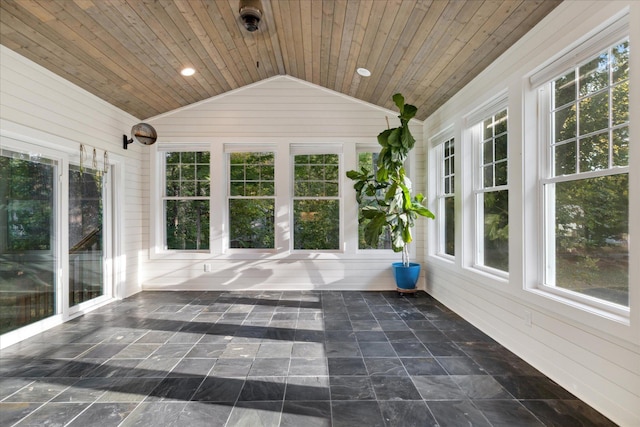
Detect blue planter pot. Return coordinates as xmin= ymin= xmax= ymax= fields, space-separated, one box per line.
xmin=392 ymin=262 xmax=421 ymax=290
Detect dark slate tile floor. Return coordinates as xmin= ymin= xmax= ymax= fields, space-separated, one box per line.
xmin=0 ymin=291 xmax=617 ymax=426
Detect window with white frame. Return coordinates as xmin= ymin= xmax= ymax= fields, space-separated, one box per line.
xmin=227 ymin=151 xmax=275 ymax=249
xmin=475 ymin=108 xmax=509 ymax=272
xmin=292 ymin=150 xmax=341 ymax=250
xmin=356 ymin=148 xmax=391 ymax=250
xmin=163 ymin=151 xmax=210 ymax=250
xmin=535 ymin=30 xmax=629 ymax=308
xmin=436 ymin=137 xmax=455 ymax=257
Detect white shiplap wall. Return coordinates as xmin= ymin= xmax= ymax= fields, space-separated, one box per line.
xmin=0 ymin=45 xmax=145 ymax=300
xmin=142 ymin=76 xmax=426 ymax=291
xmin=422 ymin=1 xmax=639 ymax=426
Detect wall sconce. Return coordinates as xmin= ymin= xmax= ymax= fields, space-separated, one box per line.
xmin=123 ymin=123 xmax=158 ymax=149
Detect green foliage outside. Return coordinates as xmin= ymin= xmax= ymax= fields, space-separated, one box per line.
xmin=551 ymin=40 xmax=629 ymax=305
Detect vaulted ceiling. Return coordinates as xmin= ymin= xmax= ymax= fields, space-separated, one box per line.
xmin=0 ymin=0 xmax=562 ymax=121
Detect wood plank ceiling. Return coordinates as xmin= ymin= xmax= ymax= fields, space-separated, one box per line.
xmin=0 ymin=0 xmax=562 ymax=121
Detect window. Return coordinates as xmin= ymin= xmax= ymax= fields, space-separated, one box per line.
xmin=356 ymin=149 xmax=391 ymax=250
xmin=292 ymin=152 xmax=340 ymax=250
xmin=542 ymin=38 xmax=629 ymax=307
xmin=228 ymin=151 xmax=275 ymax=249
xmin=436 ymin=137 xmax=455 ymax=257
xmin=163 ymin=151 xmax=210 ymax=250
xmin=476 ymin=109 xmax=509 ymax=272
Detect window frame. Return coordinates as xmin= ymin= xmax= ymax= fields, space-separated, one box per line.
xmin=434 ymin=134 xmax=456 ymax=260
xmin=225 ymin=146 xmax=277 ymax=254
xmin=155 ymin=144 xmax=212 ymax=254
xmin=537 ymin=39 xmax=630 ymax=315
xmin=290 ymin=144 xmax=343 ymax=253
xmin=472 ymin=106 xmax=509 ymax=277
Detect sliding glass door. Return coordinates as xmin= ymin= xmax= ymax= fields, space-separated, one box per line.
xmin=1 ymin=143 xmax=114 ymax=339
xmin=0 ymin=149 xmax=58 ymax=335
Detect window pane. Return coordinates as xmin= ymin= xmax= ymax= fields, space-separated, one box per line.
xmin=553 ymin=175 xmax=628 ymax=306
xmin=483 ymin=190 xmax=509 ymax=271
xmin=294 ymin=154 xmax=339 ymax=197
xmin=554 ymin=71 xmax=576 ymax=107
xmin=165 ymin=200 xmax=210 ymax=250
xmin=495 ymin=161 xmax=508 ymax=186
xmin=612 ymin=41 xmax=629 ymax=83
xmin=165 ymin=151 xmax=210 ymax=197
xmin=229 ymin=199 xmax=275 ymax=249
xmin=613 ymin=126 xmax=629 ymax=167
xmin=612 ymin=82 xmax=629 ymax=126
xmin=69 ymin=166 xmax=104 ymax=307
xmin=293 ymin=199 xmax=339 ymax=250
xmin=579 ymin=132 xmax=608 ymax=172
xmin=483 ymin=141 xmax=493 ymax=165
xmin=0 ymin=153 xmax=57 ymax=334
xmin=554 ymin=106 xmax=576 ymax=143
xmin=579 ymin=91 xmax=609 ymax=135
xmin=554 ymin=142 xmax=576 ymax=176
xmin=444 ymin=196 xmax=455 ymax=256
xmin=579 ymin=53 xmax=609 ymax=97
xmin=495 ymin=134 xmax=508 ymax=161
xmin=483 ymin=165 xmax=493 ymax=188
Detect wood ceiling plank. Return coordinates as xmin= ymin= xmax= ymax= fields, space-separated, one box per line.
xmin=114 ymin=0 xmax=208 ymax=105
xmin=369 ymin=0 xmax=433 ymax=106
xmin=32 ymin=0 xmax=182 ymax=112
xmin=270 ymin=0 xmax=296 ymax=76
xmin=354 ymin=0 xmax=402 ymax=102
xmin=173 ymin=0 xmax=238 ymax=91
xmin=0 ymin=7 xmax=159 ymax=118
xmin=309 ymin=0 xmax=323 ymax=85
xmin=333 ymin=0 xmax=360 ymax=93
xmin=140 ymin=0 xmax=216 ymax=101
xmin=319 ymin=0 xmax=336 ymax=87
xmin=298 ymin=0 xmax=313 ymax=81
xmin=253 ymin=0 xmax=283 ymax=77
xmin=346 ymin=0 xmax=387 ymax=97
xmin=325 ymin=0 xmax=348 ymax=90
xmin=426 ymin=0 xmax=561 ymax=116
xmin=339 ymin=0 xmax=376 ymax=94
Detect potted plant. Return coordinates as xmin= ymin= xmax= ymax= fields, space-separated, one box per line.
xmin=346 ymin=93 xmax=435 ymax=293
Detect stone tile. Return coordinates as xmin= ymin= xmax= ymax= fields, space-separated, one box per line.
xmin=401 ymin=357 xmax=447 ymax=376
xmin=175 ymin=401 xmax=232 ymax=426
xmin=371 ymin=376 xmax=422 ymax=400
xmin=451 ymin=375 xmax=512 ymax=399
xmin=379 ymin=400 xmax=438 ymax=427
xmin=238 ymin=376 xmax=286 ymax=401
xmin=119 ymin=401 xmax=185 ymax=426
xmin=494 ymin=375 xmax=577 ymax=400
xmin=248 ymin=358 xmax=290 ymax=377
xmin=364 ymin=357 xmax=408 ymax=376
xmin=436 ymin=356 xmax=486 ymax=375
xmin=226 ymin=400 xmax=282 ymax=426
xmin=427 ymin=400 xmax=491 ymax=427
xmin=331 ymin=400 xmax=385 ymax=427
xmin=329 ymin=376 xmax=376 ymax=400
xmin=66 ymin=402 xmax=138 ymax=427
xmin=191 ymin=377 xmax=244 ymax=402
xmin=285 ymin=376 xmax=330 ymax=401
xmin=281 ymin=401 xmax=331 ymax=427
xmin=0 ymin=402 xmax=42 ymax=426
xmin=328 ymin=357 xmax=367 ymax=376
xmin=358 ymin=341 xmax=397 ymax=357
xmin=14 ymin=402 xmax=89 ymax=426
xmin=411 ymin=375 xmax=467 ymax=400
xmin=474 ymin=399 xmax=544 ymax=426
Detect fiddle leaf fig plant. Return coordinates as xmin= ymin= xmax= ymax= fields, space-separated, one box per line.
xmin=347 ymin=93 xmax=435 ymax=267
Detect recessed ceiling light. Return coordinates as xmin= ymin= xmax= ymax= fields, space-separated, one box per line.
xmin=357 ymin=67 xmax=371 ymax=77
xmin=181 ymin=67 xmax=196 ymax=76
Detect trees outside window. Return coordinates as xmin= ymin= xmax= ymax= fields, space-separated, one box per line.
xmin=545 ymin=39 xmax=629 ymax=306
xmin=228 ymin=152 xmax=275 ymax=249
xmin=164 ymin=151 xmax=210 ymax=250
xmin=293 ymin=153 xmax=340 ymax=250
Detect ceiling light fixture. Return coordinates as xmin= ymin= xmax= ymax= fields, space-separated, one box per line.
xmin=181 ymin=67 xmax=196 ymax=76
xmin=357 ymin=67 xmax=371 ymax=77
xmin=239 ymin=0 xmax=263 ymax=32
